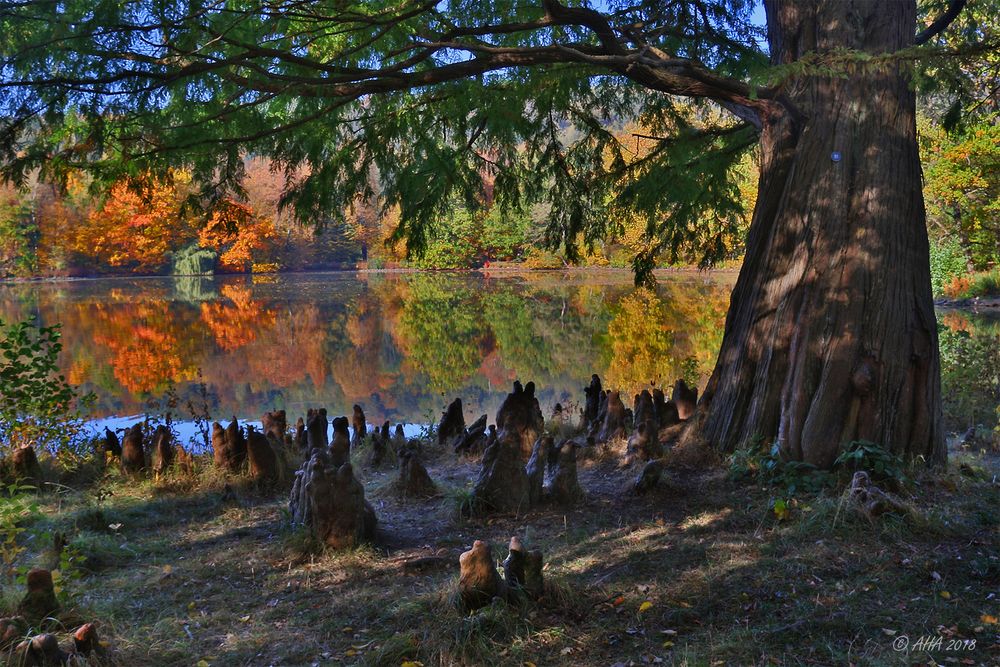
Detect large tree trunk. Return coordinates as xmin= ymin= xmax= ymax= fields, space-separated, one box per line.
xmin=696 ymin=0 xmax=945 ymax=468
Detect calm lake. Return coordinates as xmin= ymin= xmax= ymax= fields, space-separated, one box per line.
xmin=0 ymin=270 xmax=995 ymax=448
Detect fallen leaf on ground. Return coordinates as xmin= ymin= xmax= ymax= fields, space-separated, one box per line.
xmin=773 ymin=499 xmax=789 ymax=520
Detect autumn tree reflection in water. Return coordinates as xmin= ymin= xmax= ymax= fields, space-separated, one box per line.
xmin=937 ymin=311 xmax=1000 ymax=433
xmin=91 ymin=299 xmax=200 ymax=395
xmin=0 ymin=273 xmax=735 ymax=425
xmin=604 ymin=286 xmax=730 ymax=392
xmin=200 ymin=284 xmax=275 ymax=352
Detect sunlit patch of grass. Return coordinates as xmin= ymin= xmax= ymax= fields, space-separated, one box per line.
xmin=318 ymin=542 xmax=382 ymax=571
xmin=560 ymin=552 xmax=601 ymax=574
xmin=621 ymin=522 xmax=672 ymax=544
xmin=677 ymin=508 xmax=732 ymax=531
xmin=579 ymin=436 xmax=629 ymax=465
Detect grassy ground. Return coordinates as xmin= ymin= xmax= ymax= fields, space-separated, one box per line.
xmin=3 ymin=437 xmax=999 ymax=667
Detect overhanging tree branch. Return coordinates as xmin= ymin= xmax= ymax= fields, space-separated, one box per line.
xmin=915 ymin=0 xmax=967 ymax=45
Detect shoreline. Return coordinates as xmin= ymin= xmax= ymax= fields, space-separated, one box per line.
xmin=935 ymin=296 xmax=1000 ymax=313
xmin=0 ymin=264 xmax=742 ymax=286
xmin=4 ymin=269 xmax=996 ymax=315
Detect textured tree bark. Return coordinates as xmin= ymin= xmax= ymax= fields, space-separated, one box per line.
xmin=696 ymin=0 xmax=945 ymax=468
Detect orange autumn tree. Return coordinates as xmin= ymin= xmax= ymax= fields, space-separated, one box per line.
xmin=197 ymin=199 xmax=278 ymax=272
xmin=75 ymin=171 xmax=193 ymax=273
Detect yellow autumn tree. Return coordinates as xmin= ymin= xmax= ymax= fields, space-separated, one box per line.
xmin=603 ymin=113 xmax=757 ymax=268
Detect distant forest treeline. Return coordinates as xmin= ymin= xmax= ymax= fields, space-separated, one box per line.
xmin=0 ymin=116 xmax=995 ymax=284
xmin=0 ymin=115 xmax=759 ymax=277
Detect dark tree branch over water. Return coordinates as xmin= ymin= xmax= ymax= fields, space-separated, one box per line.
xmin=0 ymin=0 xmax=989 ymax=467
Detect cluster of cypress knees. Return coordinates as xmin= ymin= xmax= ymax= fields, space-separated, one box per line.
xmin=277 ymin=375 xmax=699 ymax=611
xmin=11 ymin=374 xmax=698 ymax=630
xmin=0 ymin=568 xmax=103 ymax=665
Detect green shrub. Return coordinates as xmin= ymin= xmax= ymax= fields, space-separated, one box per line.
xmin=0 ymin=482 xmax=40 ymax=582
xmin=730 ymin=439 xmax=909 ymax=494
xmin=171 ymin=242 xmax=217 ymax=276
xmin=928 ymin=235 xmax=969 ymax=297
xmin=728 ymin=440 xmax=831 ymax=495
xmin=0 ymin=193 xmax=37 ymax=278
xmin=408 ymin=205 xmax=531 ymax=268
xmin=833 ymin=440 xmax=907 ymax=487
xmin=0 ymin=320 xmax=91 ymax=455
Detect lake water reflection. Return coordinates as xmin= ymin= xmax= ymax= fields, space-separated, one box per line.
xmin=1 ymin=271 xmax=997 ymax=448
xmin=0 ymin=271 xmax=736 ymax=439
